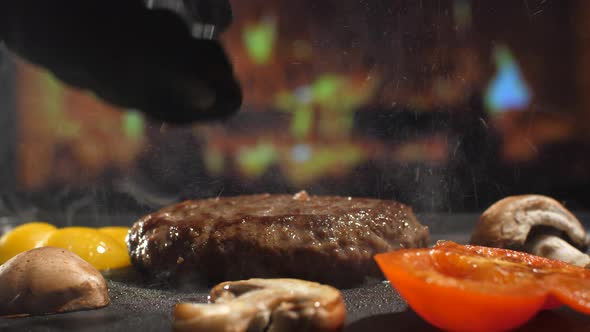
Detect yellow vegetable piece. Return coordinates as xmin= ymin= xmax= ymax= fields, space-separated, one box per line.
xmin=43 ymin=227 xmax=130 ymax=270
xmin=0 ymin=222 xmax=57 ymax=264
xmin=98 ymin=227 xmax=130 ymax=249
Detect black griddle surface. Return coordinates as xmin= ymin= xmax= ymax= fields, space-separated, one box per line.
xmin=2 ymin=214 xmax=590 ymax=332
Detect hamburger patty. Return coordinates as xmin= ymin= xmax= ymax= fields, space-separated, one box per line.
xmin=127 ymin=192 xmax=430 ymax=286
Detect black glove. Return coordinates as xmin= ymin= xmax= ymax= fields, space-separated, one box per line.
xmin=0 ymin=0 xmax=242 ymax=124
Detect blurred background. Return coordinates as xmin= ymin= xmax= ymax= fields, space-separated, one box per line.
xmin=1 ymin=0 xmax=590 ymax=224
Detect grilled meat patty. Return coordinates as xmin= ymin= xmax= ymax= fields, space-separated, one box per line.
xmin=127 ymin=192 xmax=430 ymax=286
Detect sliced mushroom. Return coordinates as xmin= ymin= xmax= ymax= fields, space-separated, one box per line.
xmin=0 ymin=247 xmax=110 ymax=316
xmin=471 ymin=195 xmax=590 ymax=267
xmin=173 ymin=278 xmax=346 ymax=332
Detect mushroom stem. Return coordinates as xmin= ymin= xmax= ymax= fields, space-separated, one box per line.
xmin=173 ymin=278 xmax=346 ymax=332
xmin=526 ymin=234 xmax=590 ymax=268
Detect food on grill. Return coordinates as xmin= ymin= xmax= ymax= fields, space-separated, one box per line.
xmin=375 ymin=241 xmax=590 ymax=332
xmin=0 ymin=247 xmax=110 ymax=316
xmin=45 ymin=227 xmax=131 ymax=270
xmin=127 ymin=191 xmax=429 ymax=286
xmin=173 ymin=278 xmax=346 ymax=332
xmin=98 ymin=227 xmax=131 ymax=247
xmin=470 ymin=195 xmax=590 ymax=267
xmin=0 ymin=222 xmax=56 ymax=264
xmin=0 ymin=223 xmax=131 ymax=270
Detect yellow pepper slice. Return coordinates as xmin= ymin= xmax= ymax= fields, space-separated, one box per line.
xmin=98 ymin=226 xmax=130 ymax=249
xmin=43 ymin=227 xmax=130 ymax=270
xmin=0 ymin=222 xmax=57 ymax=264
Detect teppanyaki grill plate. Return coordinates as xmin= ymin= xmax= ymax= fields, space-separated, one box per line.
xmin=2 ymin=214 xmax=590 ymax=332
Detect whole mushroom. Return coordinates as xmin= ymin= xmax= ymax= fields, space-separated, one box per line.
xmin=470 ymin=195 xmax=590 ymax=268
xmin=0 ymin=247 xmax=110 ymax=316
xmin=173 ymin=278 xmax=346 ymax=332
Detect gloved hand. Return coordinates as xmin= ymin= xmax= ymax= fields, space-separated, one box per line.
xmin=0 ymin=0 xmax=242 ymax=124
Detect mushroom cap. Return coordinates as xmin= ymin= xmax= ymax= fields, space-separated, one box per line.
xmin=471 ymin=195 xmax=589 ymax=251
xmin=0 ymin=247 xmax=110 ymax=316
xmin=173 ymin=278 xmax=346 ymax=332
